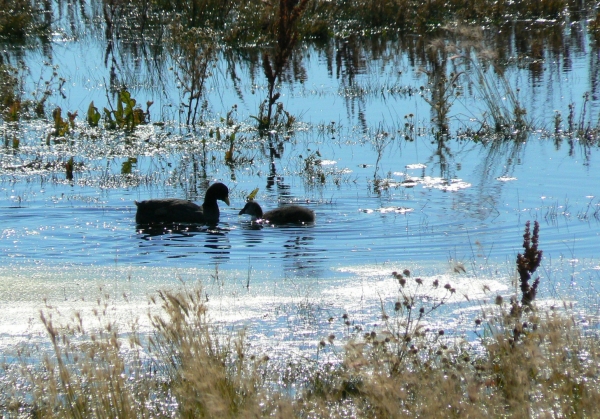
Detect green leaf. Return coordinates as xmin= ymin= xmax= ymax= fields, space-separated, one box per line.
xmin=87 ymin=102 xmax=101 ymax=127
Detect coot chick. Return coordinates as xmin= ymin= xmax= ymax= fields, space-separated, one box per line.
xmin=239 ymin=201 xmax=315 ymax=224
xmin=135 ymin=182 xmax=230 ymax=225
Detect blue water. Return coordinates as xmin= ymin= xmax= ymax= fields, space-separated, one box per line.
xmin=1 ymin=21 xmax=600 ymax=357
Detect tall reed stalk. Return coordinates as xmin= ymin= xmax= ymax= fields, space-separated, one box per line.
xmin=256 ymin=0 xmax=309 ymax=131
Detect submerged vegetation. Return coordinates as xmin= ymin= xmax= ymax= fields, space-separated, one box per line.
xmin=2 ymin=222 xmax=600 ymax=417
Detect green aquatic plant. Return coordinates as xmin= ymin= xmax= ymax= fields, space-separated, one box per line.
xmin=52 ymin=107 xmax=77 ymax=137
xmin=217 ymin=126 xmax=239 ymax=164
xmin=103 ymin=89 xmax=150 ymax=131
xmin=245 ymin=187 xmax=260 ymax=201
xmin=86 ymin=101 xmax=101 ymax=127
xmin=121 ymin=157 xmax=137 ymax=174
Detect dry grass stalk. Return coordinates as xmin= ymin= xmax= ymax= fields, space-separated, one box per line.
xmin=517 ymin=220 xmax=542 ymax=308
xmin=4 ymin=223 xmax=600 ymax=418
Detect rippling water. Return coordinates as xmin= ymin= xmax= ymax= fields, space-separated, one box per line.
xmin=1 ymin=22 xmax=600 ymax=359
xmin=2 ymin=133 xmax=599 ymax=356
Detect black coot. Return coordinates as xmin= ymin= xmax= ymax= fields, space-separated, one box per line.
xmin=135 ymin=182 xmax=230 ymax=225
xmin=238 ymin=201 xmax=315 ymax=224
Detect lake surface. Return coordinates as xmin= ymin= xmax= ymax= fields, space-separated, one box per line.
xmin=1 ymin=15 xmax=600 ymax=358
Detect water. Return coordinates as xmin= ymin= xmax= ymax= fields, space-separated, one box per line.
xmin=1 ymin=16 xmax=600 ymax=358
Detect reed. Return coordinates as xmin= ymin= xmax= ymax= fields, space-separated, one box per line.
xmin=0 ymin=64 xmax=19 ymax=122
xmin=168 ymin=25 xmax=217 ymax=126
xmin=148 ymin=288 xmax=272 ymax=418
xmin=420 ymin=29 xmax=530 ymax=138
xmin=4 ymin=222 xmax=600 ymax=418
xmin=256 ymin=0 xmax=309 ymax=131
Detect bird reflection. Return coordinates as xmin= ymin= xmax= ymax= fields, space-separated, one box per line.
xmin=136 ymin=223 xmax=231 ymax=262
xmin=281 ymin=231 xmax=326 ymax=278
xmin=136 ymin=223 xmax=206 ymax=237
xmin=239 ymin=219 xmax=266 ymax=231
xmin=203 ymin=229 xmax=231 ymax=261
xmin=238 ymin=221 xmax=265 ymax=249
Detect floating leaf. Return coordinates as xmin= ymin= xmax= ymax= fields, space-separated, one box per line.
xmin=246 ymin=188 xmax=259 ymax=201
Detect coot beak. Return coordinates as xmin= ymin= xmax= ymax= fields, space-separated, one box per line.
xmin=223 ymin=196 xmax=231 ymax=206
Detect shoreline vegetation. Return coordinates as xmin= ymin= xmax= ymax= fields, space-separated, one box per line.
xmin=1 ymin=0 xmax=600 ymax=135
xmin=2 ymin=221 xmax=600 ymax=417
xmin=2 ymin=0 xmax=598 ymax=43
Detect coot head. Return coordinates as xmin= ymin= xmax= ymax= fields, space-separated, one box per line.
xmin=238 ymin=201 xmax=264 ymax=219
xmin=204 ymin=182 xmax=230 ymax=206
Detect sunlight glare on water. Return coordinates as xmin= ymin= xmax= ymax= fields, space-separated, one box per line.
xmin=1 ymin=17 xmax=600 ymax=363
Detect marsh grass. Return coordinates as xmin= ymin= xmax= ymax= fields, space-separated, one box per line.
xmin=92 ymin=0 xmax=586 ymax=46
xmin=421 ymin=29 xmax=530 ymax=139
xmin=1 ymin=0 xmax=595 ymax=144
xmin=168 ymin=25 xmax=217 ymax=126
xmin=255 ymin=0 xmax=309 ymax=132
xmin=2 ymin=223 xmax=599 ymax=417
xmin=459 ymin=55 xmax=529 ymax=137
